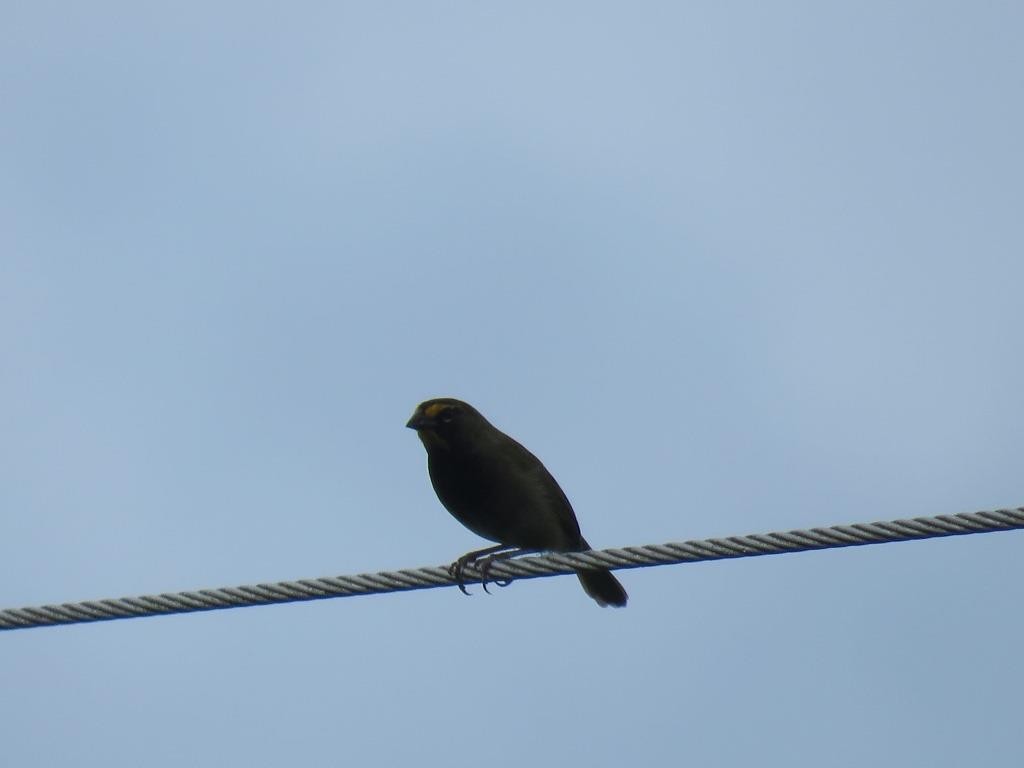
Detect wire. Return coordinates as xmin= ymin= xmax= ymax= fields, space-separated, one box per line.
xmin=2 ymin=506 xmax=1021 ymax=631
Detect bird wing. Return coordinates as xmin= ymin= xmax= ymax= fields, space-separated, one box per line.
xmin=498 ymin=434 xmax=585 ymax=549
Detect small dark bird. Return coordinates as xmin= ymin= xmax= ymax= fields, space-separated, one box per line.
xmin=406 ymin=398 xmax=627 ymax=607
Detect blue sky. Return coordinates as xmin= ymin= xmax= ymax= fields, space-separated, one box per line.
xmin=2 ymin=3 xmax=1022 ymax=766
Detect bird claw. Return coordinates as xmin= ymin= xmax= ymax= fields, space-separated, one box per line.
xmin=478 ymin=557 xmax=514 ymax=593
xmin=479 ymin=557 xmax=494 ymax=594
xmin=447 ymin=557 xmax=474 ymax=596
xmin=447 ymin=546 xmax=528 ymax=597
xmin=447 ymin=553 xmax=502 ymax=596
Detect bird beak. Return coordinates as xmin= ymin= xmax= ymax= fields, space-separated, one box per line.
xmin=406 ymin=412 xmax=432 ymax=430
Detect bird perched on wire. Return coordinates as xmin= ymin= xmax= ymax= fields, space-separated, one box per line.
xmin=406 ymin=398 xmax=628 ymax=607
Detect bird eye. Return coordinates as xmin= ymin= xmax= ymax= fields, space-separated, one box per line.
xmin=440 ymin=407 xmax=458 ymax=423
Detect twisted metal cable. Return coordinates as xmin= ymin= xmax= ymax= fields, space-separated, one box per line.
xmin=2 ymin=506 xmax=1021 ymax=631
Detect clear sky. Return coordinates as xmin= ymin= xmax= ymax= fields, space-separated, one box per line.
xmin=2 ymin=3 xmax=1022 ymax=766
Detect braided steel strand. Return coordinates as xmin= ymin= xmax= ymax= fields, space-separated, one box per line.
xmin=1 ymin=507 xmax=1021 ymax=631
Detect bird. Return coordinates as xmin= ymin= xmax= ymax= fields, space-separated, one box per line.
xmin=406 ymin=397 xmax=627 ymax=607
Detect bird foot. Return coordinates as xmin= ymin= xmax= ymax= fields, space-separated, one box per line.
xmin=447 ymin=555 xmax=477 ymax=596
xmin=478 ymin=556 xmax=513 ymax=593
xmin=447 ymin=546 xmax=528 ymax=597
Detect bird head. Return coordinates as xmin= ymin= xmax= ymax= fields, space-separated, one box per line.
xmin=406 ymin=398 xmax=480 ymax=451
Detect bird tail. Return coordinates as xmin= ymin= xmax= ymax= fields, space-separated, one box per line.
xmin=577 ymin=569 xmax=628 ymax=607
xmin=575 ymin=537 xmax=628 ymax=607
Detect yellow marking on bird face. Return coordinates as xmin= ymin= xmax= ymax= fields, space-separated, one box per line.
xmin=424 ymin=402 xmax=448 ymax=419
